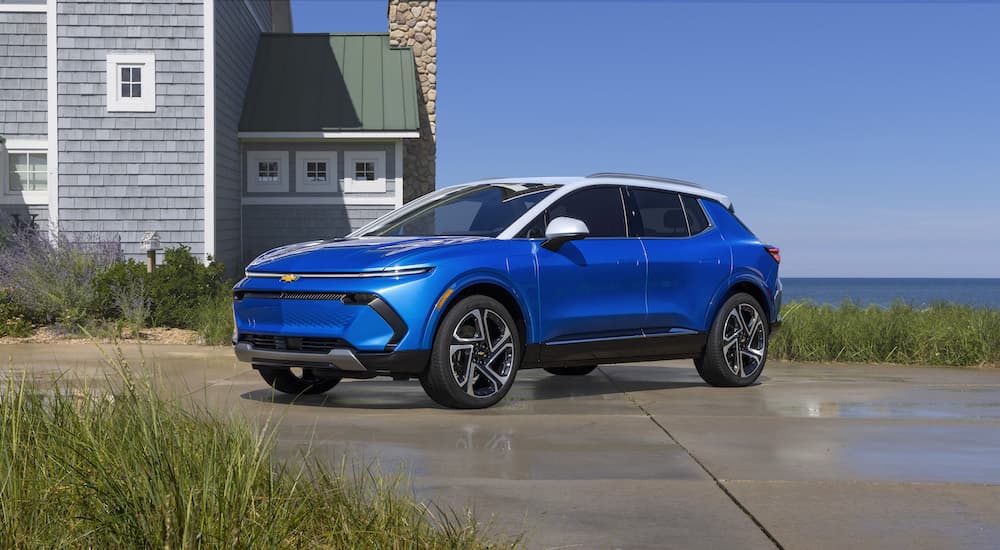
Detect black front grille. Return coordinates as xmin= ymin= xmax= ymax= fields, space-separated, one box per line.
xmin=240 ymin=333 xmax=348 ymax=353
xmin=236 ymin=291 xmax=347 ymax=301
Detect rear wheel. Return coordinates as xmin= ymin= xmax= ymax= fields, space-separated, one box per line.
xmin=695 ymin=293 xmax=768 ymax=387
xmin=544 ymin=365 xmax=597 ymax=376
xmin=256 ymin=366 xmax=341 ymax=395
xmin=420 ymin=295 xmax=521 ymax=409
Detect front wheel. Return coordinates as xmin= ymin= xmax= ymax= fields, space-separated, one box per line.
xmin=695 ymin=293 xmax=768 ymax=387
xmin=257 ymin=366 xmax=341 ymax=395
xmin=420 ymin=295 xmax=521 ymax=409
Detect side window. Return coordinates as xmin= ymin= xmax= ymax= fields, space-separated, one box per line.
xmin=682 ymin=195 xmax=711 ymax=235
xmin=630 ymin=188 xmax=689 ymax=238
xmin=545 ymin=186 xmax=628 ymax=237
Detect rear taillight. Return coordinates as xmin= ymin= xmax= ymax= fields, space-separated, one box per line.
xmin=765 ymin=246 xmax=781 ymax=264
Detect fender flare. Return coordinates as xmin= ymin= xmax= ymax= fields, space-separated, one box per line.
xmin=418 ymin=270 xmax=536 ymax=350
xmin=704 ymin=271 xmax=773 ymax=329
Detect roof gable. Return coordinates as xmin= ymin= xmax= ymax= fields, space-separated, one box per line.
xmin=239 ymin=33 xmax=420 ymax=133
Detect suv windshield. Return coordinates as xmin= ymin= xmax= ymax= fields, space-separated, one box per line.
xmin=358 ymin=184 xmax=560 ymax=237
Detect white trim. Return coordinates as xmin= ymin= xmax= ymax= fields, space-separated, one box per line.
xmin=295 ymin=151 xmax=338 ymax=193
xmin=394 ymin=140 xmax=403 ymax=208
xmin=241 ymin=196 xmax=398 ymax=206
xmin=4 ymin=139 xmax=46 ymax=150
xmin=246 ymin=150 xmax=289 ymax=193
xmin=0 ymin=4 xmax=46 ymax=13
xmin=105 ymin=53 xmax=156 ymax=112
xmin=203 ymin=0 xmax=215 ymax=262
xmin=237 ymin=131 xmax=420 ymax=140
xmin=46 ymin=0 xmax=57 ymax=229
xmin=343 ymin=150 xmax=386 ymax=193
xmin=241 ymin=0 xmax=267 ymax=32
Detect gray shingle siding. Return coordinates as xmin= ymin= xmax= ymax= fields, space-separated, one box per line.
xmin=0 ymin=11 xmax=47 ymax=140
xmin=0 ymin=203 xmax=48 ymax=232
xmin=56 ymin=0 xmax=205 ymax=261
xmin=242 ymin=204 xmax=391 ymax=263
xmin=214 ymin=0 xmax=270 ymax=275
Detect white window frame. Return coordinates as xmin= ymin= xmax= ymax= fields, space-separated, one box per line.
xmin=246 ymin=150 xmax=289 ymax=193
xmin=106 ymin=53 xmax=156 ymax=112
xmin=295 ymin=151 xmax=338 ymax=193
xmin=2 ymin=140 xmax=49 ymax=205
xmin=343 ymin=150 xmax=387 ymax=193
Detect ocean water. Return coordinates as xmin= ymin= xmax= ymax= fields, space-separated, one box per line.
xmin=781 ymin=278 xmax=1000 ymax=309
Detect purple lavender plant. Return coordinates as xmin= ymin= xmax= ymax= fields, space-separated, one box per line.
xmin=0 ymin=227 xmax=123 ymax=329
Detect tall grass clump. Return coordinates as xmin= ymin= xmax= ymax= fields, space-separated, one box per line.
xmin=0 ymin=349 xmax=513 ymax=548
xmin=195 ymin=291 xmax=235 ymax=345
xmin=771 ymin=300 xmax=1000 ymax=367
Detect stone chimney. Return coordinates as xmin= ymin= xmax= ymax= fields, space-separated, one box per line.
xmin=388 ymin=1 xmax=436 ymax=202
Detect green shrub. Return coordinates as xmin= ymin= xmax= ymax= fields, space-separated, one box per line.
xmin=0 ymin=350 xmax=512 ymax=548
xmin=0 ymin=291 xmax=33 ymax=338
xmin=92 ymin=259 xmax=150 ymax=320
xmin=771 ymin=300 xmax=1000 ymax=367
xmin=149 ymin=245 xmax=227 ymax=328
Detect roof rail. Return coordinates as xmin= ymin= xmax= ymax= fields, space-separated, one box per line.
xmin=586 ymin=172 xmax=704 ymax=189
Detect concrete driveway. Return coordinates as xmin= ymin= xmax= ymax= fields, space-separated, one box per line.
xmin=6 ymin=343 xmax=1000 ymax=549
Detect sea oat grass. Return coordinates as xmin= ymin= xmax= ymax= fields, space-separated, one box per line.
xmin=0 ymin=349 xmax=514 ymax=548
xmin=771 ymin=300 xmax=1000 ymax=367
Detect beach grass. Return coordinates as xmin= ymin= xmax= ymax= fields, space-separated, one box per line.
xmin=771 ymin=300 xmax=1000 ymax=367
xmin=0 ymin=349 xmax=513 ymax=549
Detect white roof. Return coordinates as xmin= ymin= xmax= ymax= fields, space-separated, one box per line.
xmin=467 ymin=174 xmax=732 ymax=209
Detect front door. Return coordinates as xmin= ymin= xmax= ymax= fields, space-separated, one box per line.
xmin=533 ymin=186 xmax=646 ymax=362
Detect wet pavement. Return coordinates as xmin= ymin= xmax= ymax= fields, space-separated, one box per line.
xmin=5 ymin=343 xmax=1000 ymax=549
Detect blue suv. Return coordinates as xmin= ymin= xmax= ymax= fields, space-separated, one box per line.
xmin=233 ymin=173 xmax=782 ymax=408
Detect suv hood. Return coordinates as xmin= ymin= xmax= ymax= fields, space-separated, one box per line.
xmin=245 ymin=237 xmax=486 ymax=274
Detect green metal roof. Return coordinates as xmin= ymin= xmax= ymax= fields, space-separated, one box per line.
xmin=239 ymin=33 xmax=420 ymax=133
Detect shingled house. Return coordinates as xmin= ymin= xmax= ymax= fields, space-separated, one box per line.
xmin=0 ymin=0 xmax=437 ymax=275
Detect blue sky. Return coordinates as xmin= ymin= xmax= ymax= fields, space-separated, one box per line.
xmin=291 ymin=1 xmax=1000 ymax=278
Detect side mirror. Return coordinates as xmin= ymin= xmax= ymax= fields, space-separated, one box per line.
xmin=542 ymin=217 xmax=589 ymax=250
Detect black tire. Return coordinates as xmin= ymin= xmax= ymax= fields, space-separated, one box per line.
xmin=257 ymin=366 xmax=341 ymax=395
xmin=544 ymin=365 xmax=598 ymax=376
xmin=695 ymin=292 xmax=768 ymax=387
xmin=420 ymin=295 xmax=521 ymax=409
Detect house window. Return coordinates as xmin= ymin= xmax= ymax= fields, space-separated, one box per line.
xmin=354 ymin=161 xmax=376 ymax=181
xmin=8 ymin=152 xmax=47 ymax=192
xmin=257 ymin=160 xmax=280 ymax=183
xmin=246 ymin=151 xmax=289 ymax=193
xmin=306 ymin=161 xmax=328 ymax=182
xmin=120 ymin=66 xmax=142 ymax=98
xmin=343 ymin=151 xmax=387 ymax=193
xmin=295 ymin=152 xmax=337 ymax=193
xmin=106 ymin=53 xmax=156 ymax=112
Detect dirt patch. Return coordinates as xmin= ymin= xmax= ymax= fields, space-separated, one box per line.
xmin=0 ymin=326 xmax=199 ymax=345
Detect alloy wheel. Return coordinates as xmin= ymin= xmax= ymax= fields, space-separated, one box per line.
xmin=449 ymin=308 xmax=515 ymax=398
xmin=722 ymin=303 xmax=766 ymax=378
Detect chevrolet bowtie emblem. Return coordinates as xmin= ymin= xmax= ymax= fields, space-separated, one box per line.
xmin=280 ymin=274 xmax=299 ymax=283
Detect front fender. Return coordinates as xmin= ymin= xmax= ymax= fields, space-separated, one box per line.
xmin=419 ymin=270 xmax=537 ymax=351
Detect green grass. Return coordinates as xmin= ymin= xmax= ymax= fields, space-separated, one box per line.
xmin=770 ymin=300 xmax=1000 ymax=367
xmin=0 ymin=349 xmax=514 ymax=548
xmin=195 ymin=292 xmax=235 ymax=345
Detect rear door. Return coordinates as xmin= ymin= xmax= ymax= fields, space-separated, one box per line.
xmin=530 ymin=186 xmax=647 ymax=357
xmin=628 ymin=188 xmax=731 ymax=332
